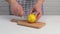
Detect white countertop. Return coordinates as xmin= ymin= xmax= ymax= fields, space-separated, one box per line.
xmin=0 ymin=15 xmax=60 ymax=34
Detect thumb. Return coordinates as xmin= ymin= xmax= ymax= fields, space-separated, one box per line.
xmin=34 ymin=13 xmax=37 ymax=17
xmin=29 ymin=9 xmax=33 ymax=14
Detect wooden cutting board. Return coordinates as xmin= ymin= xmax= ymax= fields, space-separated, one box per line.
xmin=11 ymin=19 xmax=45 ymax=29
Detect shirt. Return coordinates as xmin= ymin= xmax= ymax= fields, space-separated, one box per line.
xmin=17 ymin=0 xmax=37 ymax=17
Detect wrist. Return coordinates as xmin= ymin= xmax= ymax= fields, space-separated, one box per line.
xmin=35 ymin=2 xmax=42 ymax=7
xmin=35 ymin=0 xmax=44 ymax=7
xmin=10 ymin=1 xmax=18 ymax=5
xmin=34 ymin=3 xmax=41 ymax=8
xmin=6 ymin=0 xmax=18 ymax=5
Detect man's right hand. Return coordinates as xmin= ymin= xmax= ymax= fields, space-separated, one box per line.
xmin=10 ymin=1 xmax=24 ymax=16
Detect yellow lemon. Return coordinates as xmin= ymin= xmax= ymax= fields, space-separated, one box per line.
xmin=27 ymin=14 xmax=36 ymax=23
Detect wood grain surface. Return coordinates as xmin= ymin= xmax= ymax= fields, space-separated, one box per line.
xmin=11 ymin=19 xmax=45 ymax=29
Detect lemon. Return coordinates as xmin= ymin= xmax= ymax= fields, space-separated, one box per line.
xmin=27 ymin=14 xmax=36 ymax=23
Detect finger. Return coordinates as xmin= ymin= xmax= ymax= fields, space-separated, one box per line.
xmin=15 ymin=11 xmax=18 ymax=16
xmin=36 ymin=11 xmax=42 ymax=20
xmin=35 ymin=9 xmax=40 ymax=19
xmin=18 ymin=8 xmax=24 ymax=17
xmin=16 ymin=8 xmax=20 ymax=16
xmin=35 ymin=9 xmax=40 ymax=17
xmin=16 ymin=7 xmax=21 ymax=16
xmin=29 ymin=8 xmax=33 ymax=14
xmin=14 ymin=9 xmax=18 ymax=16
xmin=10 ymin=7 xmax=16 ymax=15
xmin=35 ymin=12 xmax=38 ymax=17
xmin=37 ymin=13 xmax=41 ymax=20
xmin=10 ymin=8 xmax=14 ymax=15
xmin=11 ymin=9 xmax=16 ymax=15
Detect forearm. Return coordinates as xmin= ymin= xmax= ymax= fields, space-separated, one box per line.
xmin=6 ymin=0 xmax=17 ymax=5
xmin=35 ymin=0 xmax=44 ymax=7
